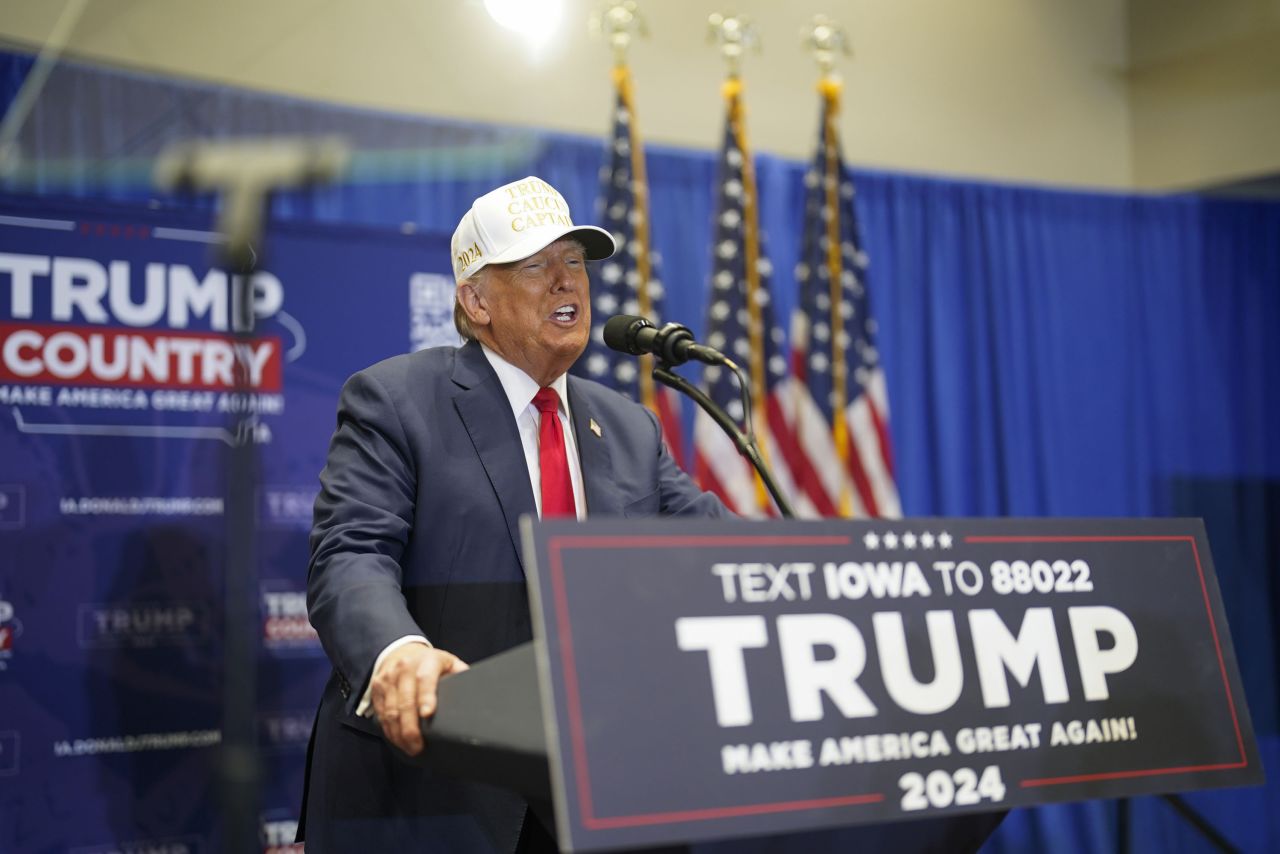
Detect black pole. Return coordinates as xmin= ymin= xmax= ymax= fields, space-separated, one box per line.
xmin=220 ymin=254 xmax=262 ymax=854
xmin=152 ymin=136 xmax=349 ymax=854
xmin=1160 ymin=794 xmax=1239 ymax=853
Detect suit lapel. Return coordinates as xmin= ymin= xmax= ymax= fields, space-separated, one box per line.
xmin=568 ymin=376 xmax=626 ymax=517
xmin=451 ymin=342 xmax=537 ymax=572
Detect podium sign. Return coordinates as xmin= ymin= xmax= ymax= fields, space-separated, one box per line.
xmin=522 ymin=517 xmax=1263 ymax=852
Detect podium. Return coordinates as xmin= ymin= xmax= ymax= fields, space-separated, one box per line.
xmin=423 ymin=641 xmax=550 ymax=801
xmin=417 ymin=517 xmax=1262 ymax=853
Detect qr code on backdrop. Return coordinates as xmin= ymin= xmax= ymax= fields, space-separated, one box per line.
xmin=409 ymin=272 xmax=462 ymax=352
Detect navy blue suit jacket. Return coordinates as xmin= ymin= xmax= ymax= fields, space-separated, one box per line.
xmin=300 ymin=340 xmax=727 ymax=852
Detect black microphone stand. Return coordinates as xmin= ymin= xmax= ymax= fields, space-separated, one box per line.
xmin=651 ymin=359 xmax=796 ymax=519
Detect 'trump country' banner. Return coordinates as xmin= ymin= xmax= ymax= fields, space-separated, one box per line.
xmin=524 ymin=517 xmax=1262 ymax=852
xmin=0 ymin=195 xmax=453 ymax=852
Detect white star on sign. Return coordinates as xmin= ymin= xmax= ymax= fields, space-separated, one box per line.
xmin=920 ymin=531 xmax=935 ymax=549
xmin=863 ymin=531 xmax=879 ymax=549
xmin=882 ymin=531 xmax=899 ymax=549
xmin=938 ymin=532 xmax=953 ymax=549
xmin=902 ymin=532 xmax=917 ymax=549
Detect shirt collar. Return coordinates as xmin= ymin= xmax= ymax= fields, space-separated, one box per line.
xmin=480 ymin=344 xmax=570 ymax=420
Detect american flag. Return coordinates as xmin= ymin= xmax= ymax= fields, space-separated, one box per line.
xmin=694 ymin=81 xmax=802 ymax=517
xmin=574 ymin=66 xmax=685 ymax=464
xmin=786 ymin=79 xmax=900 ymax=518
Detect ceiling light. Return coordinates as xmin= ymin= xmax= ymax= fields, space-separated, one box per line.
xmin=484 ymin=0 xmax=565 ymax=49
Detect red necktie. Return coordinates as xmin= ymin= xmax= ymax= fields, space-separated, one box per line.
xmin=532 ymin=387 xmax=576 ymax=518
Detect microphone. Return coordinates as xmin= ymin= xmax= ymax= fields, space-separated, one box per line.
xmin=602 ymin=315 xmax=727 ymax=366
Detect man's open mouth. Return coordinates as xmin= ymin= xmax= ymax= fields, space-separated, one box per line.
xmin=551 ymin=305 xmax=578 ymax=324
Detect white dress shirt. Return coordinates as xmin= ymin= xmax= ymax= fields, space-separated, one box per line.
xmin=356 ymin=344 xmax=585 ymax=715
xmin=480 ymin=345 xmax=587 ymax=520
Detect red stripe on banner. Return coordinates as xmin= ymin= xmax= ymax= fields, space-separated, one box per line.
xmin=1021 ymin=760 xmax=1248 ymax=788
xmin=866 ymin=396 xmax=896 ymax=479
xmin=581 ymin=791 xmax=884 ymax=829
xmin=843 ymin=429 xmax=880 ymax=517
xmin=656 ymin=388 xmax=685 ymax=469
xmin=1190 ymin=537 xmax=1248 ymax=764
xmin=0 ymin=321 xmax=283 ymax=392
xmin=765 ymin=393 xmax=836 ymax=517
xmin=548 ymin=540 xmax=599 ymax=824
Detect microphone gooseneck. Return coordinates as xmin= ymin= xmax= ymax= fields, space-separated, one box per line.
xmin=598 ymin=313 xmax=795 ymax=517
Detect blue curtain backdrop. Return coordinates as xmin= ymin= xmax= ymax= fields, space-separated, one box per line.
xmin=2 ymin=49 xmax=1278 ymax=852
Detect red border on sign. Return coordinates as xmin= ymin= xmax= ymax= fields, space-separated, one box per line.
xmin=962 ymin=534 xmax=1249 ymax=787
xmin=546 ymin=533 xmax=884 ymax=831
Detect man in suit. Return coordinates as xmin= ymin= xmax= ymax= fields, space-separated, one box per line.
xmin=300 ymin=176 xmax=728 ymax=852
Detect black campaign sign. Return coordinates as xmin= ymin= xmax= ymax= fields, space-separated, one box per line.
xmin=522 ymin=518 xmax=1263 ymax=852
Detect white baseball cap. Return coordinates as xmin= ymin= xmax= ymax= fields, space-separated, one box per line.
xmin=450 ymin=175 xmax=617 ymax=282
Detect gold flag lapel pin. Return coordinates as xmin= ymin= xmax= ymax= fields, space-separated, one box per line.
xmin=589 ymin=418 xmax=603 ymax=438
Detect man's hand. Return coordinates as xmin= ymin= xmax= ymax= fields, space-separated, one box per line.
xmin=370 ymin=643 xmax=469 ymax=756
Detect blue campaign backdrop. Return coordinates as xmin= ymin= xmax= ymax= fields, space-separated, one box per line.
xmin=0 ymin=193 xmax=457 ymax=852
xmin=2 ymin=49 xmax=1278 ymax=853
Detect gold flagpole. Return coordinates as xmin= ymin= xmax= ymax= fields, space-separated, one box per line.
xmin=807 ymin=16 xmax=855 ymax=517
xmin=709 ymin=13 xmax=772 ymax=514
